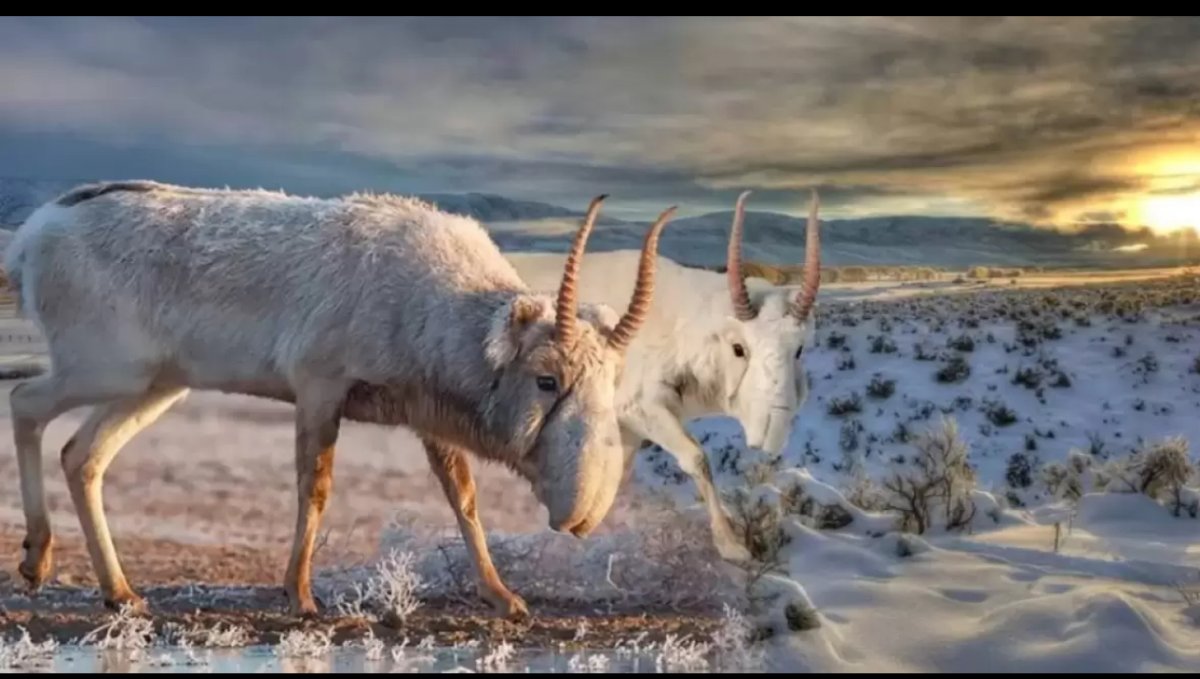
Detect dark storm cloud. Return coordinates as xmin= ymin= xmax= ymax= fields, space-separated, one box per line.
xmin=1004 ymin=175 xmax=1147 ymax=210
xmin=0 ymin=16 xmax=1197 ymax=223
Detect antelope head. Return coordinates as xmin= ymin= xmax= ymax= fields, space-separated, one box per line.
xmin=484 ymin=196 xmax=677 ymax=535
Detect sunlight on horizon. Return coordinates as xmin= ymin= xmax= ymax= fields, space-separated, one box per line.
xmin=1130 ymin=151 xmax=1200 ymax=233
xmin=1137 ymin=192 xmax=1200 ymax=233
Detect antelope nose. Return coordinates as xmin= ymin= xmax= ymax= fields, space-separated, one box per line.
xmin=550 ymin=516 xmax=585 ymax=537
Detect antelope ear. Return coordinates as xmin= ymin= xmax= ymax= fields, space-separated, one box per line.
xmin=484 ymin=295 xmax=552 ymax=368
xmin=576 ymin=302 xmax=621 ymax=342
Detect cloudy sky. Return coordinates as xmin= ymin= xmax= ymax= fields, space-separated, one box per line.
xmin=1 ymin=16 xmax=1198 ymax=228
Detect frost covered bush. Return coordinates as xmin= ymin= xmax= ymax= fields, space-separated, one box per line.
xmin=709 ymin=604 xmax=766 ymax=671
xmin=275 ymin=629 xmax=333 ymax=658
xmin=843 ymin=470 xmax=888 ymax=512
xmin=356 ymin=503 xmax=735 ymax=613
xmin=726 ymin=486 xmax=789 ymax=566
xmin=745 ymin=573 xmax=821 ymax=635
xmin=80 ymin=603 xmax=155 ymax=651
xmin=775 ymin=469 xmax=856 ymax=531
xmin=880 ymin=417 xmax=979 ymax=534
xmin=866 ymin=373 xmax=896 ymax=400
xmin=936 ymin=356 xmax=971 ymax=384
xmin=723 ymin=484 xmax=827 ymax=632
xmin=1042 ymin=439 xmax=1198 ymax=518
xmin=1006 ymin=452 xmax=1035 ymax=490
xmin=334 ymin=548 xmax=424 ymax=625
xmin=946 ymin=333 xmax=975 ymax=352
xmin=1101 ymin=437 xmax=1198 ymax=518
xmin=870 ymin=334 xmax=898 ymax=354
xmin=914 ymin=339 xmax=939 ymax=361
xmin=158 ymin=621 xmax=250 ymax=649
xmin=1132 ymin=351 xmax=1159 ymax=383
xmin=1012 ymin=365 xmax=1043 ymax=389
xmin=827 ymin=391 xmax=863 ymax=417
xmin=274 ymin=629 xmax=334 ymax=672
xmin=1004 ymin=451 xmax=1048 ymax=507
xmin=0 ymin=628 xmax=58 ymax=670
xmin=1043 ymin=450 xmax=1103 ymax=501
xmin=982 ymin=398 xmax=1018 ymax=427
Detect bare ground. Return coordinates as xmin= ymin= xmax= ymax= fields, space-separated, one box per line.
xmin=0 ymin=588 xmax=721 ymax=649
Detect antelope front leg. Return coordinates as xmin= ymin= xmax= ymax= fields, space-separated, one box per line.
xmin=11 ymin=382 xmax=54 ymax=590
xmin=11 ymin=373 xmax=162 ymax=592
xmin=285 ymin=387 xmax=345 ymax=618
xmin=423 ymin=438 xmax=529 ymax=620
xmin=639 ymin=405 xmax=753 ymax=563
xmin=61 ymin=387 xmax=188 ymax=611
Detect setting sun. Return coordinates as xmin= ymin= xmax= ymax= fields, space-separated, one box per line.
xmin=1136 ymin=192 xmax=1200 ymax=233
xmin=1127 ymin=150 xmax=1200 ymax=232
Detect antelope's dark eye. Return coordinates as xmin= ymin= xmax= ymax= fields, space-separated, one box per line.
xmin=536 ymin=376 xmax=558 ymax=392
xmin=732 ymin=343 xmax=746 ymax=358
xmin=795 ymin=345 xmax=805 ymax=360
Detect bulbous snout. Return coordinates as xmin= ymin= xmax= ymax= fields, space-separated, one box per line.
xmin=535 ymin=424 xmax=625 ymax=539
xmin=744 ymin=363 xmax=804 ymax=454
xmin=746 ymin=402 xmax=798 ymax=455
xmin=550 ymin=514 xmax=596 ymax=538
xmin=761 ymin=405 xmax=795 ymax=454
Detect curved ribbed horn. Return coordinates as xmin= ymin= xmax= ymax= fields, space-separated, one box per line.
xmin=608 ymin=206 xmax=677 ymax=352
xmin=555 ymin=194 xmax=607 ymax=345
xmin=789 ymin=189 xmax=822 ymax=323
xmin=727 ymin=190 xmax=756 ymax=321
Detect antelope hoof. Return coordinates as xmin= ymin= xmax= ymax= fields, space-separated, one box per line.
xmin=288 ymin=596 xmax=321 ymax=620
xmin=716 ymin=537 xmax=754 ymax=564
xmin=18 ymin=537 xmax=54 ymax=591
xmin=489 ymin=592 xmax=529 ymax=621
xmin=104 ymin=591 xmax=148 ymax=615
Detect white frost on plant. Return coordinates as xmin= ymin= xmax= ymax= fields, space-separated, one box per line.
xmin=334 ymin=548 xmax=425 ymax=623
xmin=79 ymin=603 xmax=155 ymax=652
xmin=344 ymin=506 xmax=737 ymax=613
xmin=710 ymin=603 xmax=767 ymax=672
xmin=274 ymin=629 xmax=333 ymax=658
xmin=654 ymin=634 xmax=712 ymax=673
xmin=389 ymin=637 xmax=438 ymax=671
xmin=567 ymin=652 xmax=612 ymax=673
xmin=0 ymin=627 xmax=58 ymax=670
xmin=475 ymin=641 xmax=516 ymax=673
xmin=158 ymin=620 xmax=251 ymax=649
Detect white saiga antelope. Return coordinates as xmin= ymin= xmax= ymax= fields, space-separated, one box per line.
xmin=4 ymin=180 xmax=676 ymax=619
xmin=507 ymin=190 xmax=821 ymax=561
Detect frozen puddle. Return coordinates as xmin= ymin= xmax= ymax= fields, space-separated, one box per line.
xmin=23 ymin=644 xmax=688 ymax=673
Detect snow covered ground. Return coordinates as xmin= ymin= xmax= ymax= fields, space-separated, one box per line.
xmin=625 ymin=267 xmax=1200 ymax=671
xmin=772 ymin=505 xmax=1200 ymax=672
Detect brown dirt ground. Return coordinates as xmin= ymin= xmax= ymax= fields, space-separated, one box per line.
xmin=0 ymin=530 xmax=721 ymax=648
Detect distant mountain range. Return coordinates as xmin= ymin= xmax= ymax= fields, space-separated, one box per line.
xmin=2 ymin=177 xmax=1196 ymax=270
